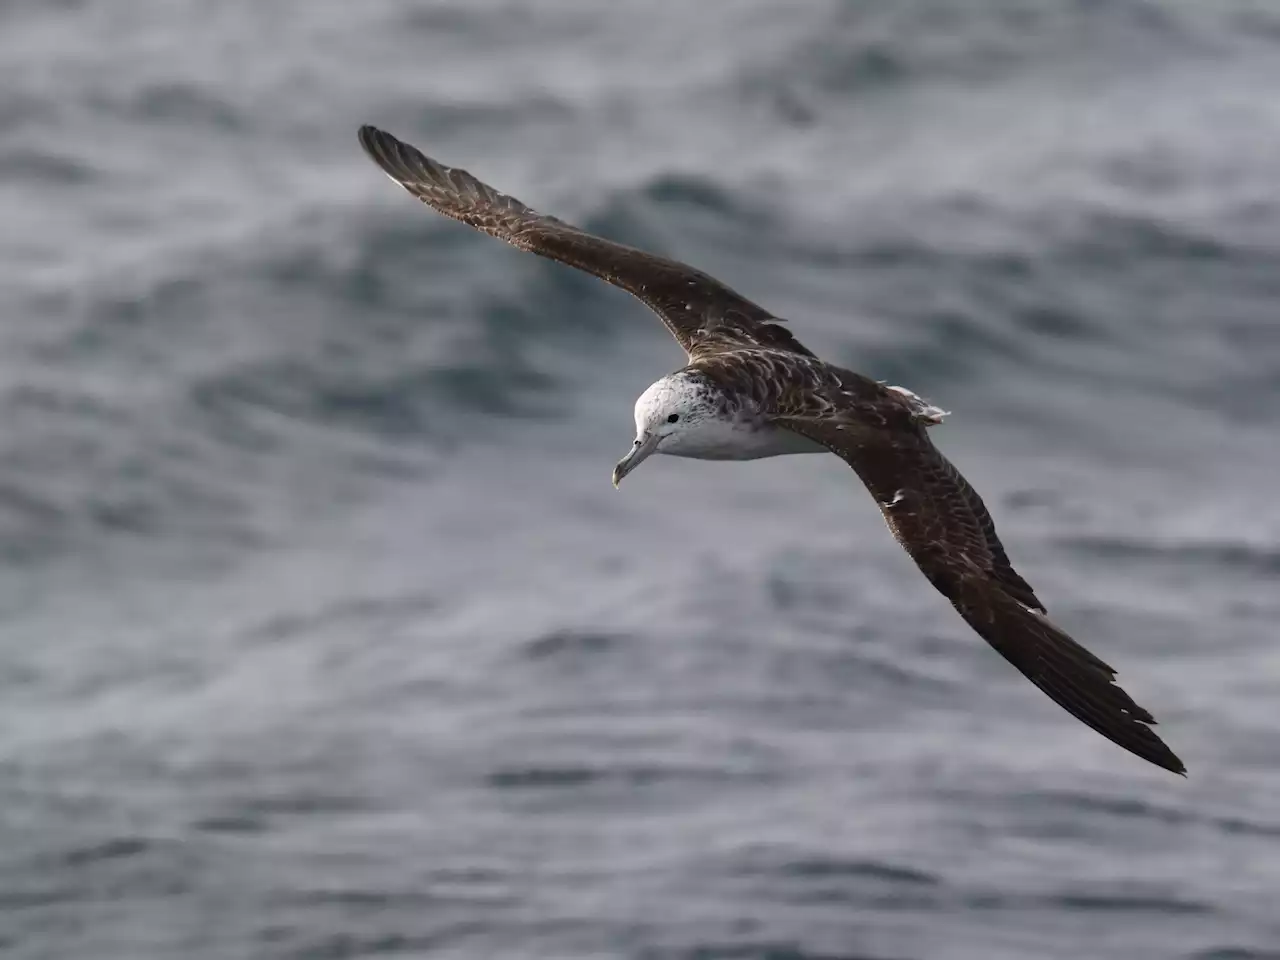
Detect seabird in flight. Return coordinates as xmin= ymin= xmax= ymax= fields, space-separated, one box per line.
xmin=357 ymin=125 xmax=1185 ymax=776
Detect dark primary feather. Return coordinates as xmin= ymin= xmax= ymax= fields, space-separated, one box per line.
xmin=751 ymin=353 xmax=1185 ymax=775
xmin=358 ymin=125 xmax=812 ymax=359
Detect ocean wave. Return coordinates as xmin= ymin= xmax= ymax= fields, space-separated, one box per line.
xmin=3 ymin=3 xmax=1280 ymax=958
xmin=1058 ymin=534 xmax=1280 ymax=577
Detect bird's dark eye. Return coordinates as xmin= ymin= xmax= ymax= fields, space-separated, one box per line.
xmin=667 ymin=413 xmax=680 ymax=423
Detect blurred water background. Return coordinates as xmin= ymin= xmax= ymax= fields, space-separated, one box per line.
xmin=2 ymin=2 xmax=1280 ymax=958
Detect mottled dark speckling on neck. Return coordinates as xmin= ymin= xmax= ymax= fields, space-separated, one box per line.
xmin=672 ymin=367 xmax=742 ymax=419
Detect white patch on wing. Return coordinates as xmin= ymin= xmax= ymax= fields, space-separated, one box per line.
xmin=886 ymin=385 xmax=949 ymax=424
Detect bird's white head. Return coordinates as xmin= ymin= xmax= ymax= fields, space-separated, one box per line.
xmin=611 ymin=372 xmax=719 ymax=486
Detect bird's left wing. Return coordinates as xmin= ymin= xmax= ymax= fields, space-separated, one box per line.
xmin=766 ymin=371 xmax=1185 ymax=775
xmin=358 ymin=126 xmax=812 ymax=359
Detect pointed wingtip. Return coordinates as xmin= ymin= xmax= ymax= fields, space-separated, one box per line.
xmin=357 ymin=124 xmax=388 ymax=158
xmin=1140 ymin=745 xmax=1186 ymax=777
xmin=970 ymin=588 xmax=1188 ymax=776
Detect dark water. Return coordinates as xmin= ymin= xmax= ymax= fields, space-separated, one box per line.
xmin=2 ymin=2 xmax=1279 ymax=957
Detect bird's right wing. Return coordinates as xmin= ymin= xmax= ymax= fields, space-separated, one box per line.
xmin=358 ymin=125 xmax=812 ymax=359
xmin=766 ymin=368 xmax=1185 ymax=775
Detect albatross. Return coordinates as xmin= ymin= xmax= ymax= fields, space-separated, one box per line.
xmin=358 ymin=125 xmax=1185 ymax=776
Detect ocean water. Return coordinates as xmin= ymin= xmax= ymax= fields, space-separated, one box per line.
xmin=2 ymin=1 xmax=1280 ymax=957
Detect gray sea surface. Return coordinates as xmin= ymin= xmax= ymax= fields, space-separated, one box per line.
xmin=2 ymin=2 xmax=1280 ymax=958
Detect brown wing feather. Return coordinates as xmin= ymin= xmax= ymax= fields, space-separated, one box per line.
xmin=763 ymin=365 xmax=1184 ymax=775
xmin=358 ymin=125 xmax=812 ymax=359
xmin=697 ymin=352 xmax=1043 ymax=611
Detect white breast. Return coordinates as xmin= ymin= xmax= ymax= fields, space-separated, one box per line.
xmin=661 ymin=416 xmax=827 ymax=461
